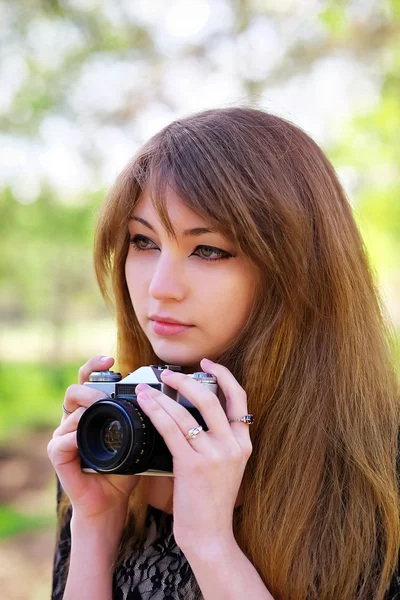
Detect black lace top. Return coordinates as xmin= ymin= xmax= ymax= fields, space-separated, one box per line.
xmin=51 ymin=482 xmax=400 ymax=600
xmin=51 ymin=487 xmax=202 ymax=600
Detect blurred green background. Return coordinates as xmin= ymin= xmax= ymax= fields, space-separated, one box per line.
xmin=0 ymin=0 xmax=399 ymax=598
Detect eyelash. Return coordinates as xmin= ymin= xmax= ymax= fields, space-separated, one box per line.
xmin=129 ymin=234 xmax=233 ymax=262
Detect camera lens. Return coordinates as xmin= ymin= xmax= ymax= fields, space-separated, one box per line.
xmin=101 ymin=419 xmax=123 ymax=453
xmin=77 ymin=398 xmax=157 ymax=474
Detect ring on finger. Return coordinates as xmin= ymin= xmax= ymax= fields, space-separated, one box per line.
xmin=62 ymin=403 xmax=73 ymax=416
xmin=185 ymin=425 xmax=203 ymax=440
xmin=228 ymin=414 xmax=254 ymax=425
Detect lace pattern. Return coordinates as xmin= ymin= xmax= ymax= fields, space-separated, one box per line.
xmin=112 ymin=509 xmax=202 ymax=600
xmin=51 ymin=482 xmax=202 ymax=600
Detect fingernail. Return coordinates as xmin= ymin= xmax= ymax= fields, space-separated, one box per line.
xmin=161 ymin=369 xmax=173 ymax=377
xmin=101 ymin=356 xmax=112 ymax=363
xmin=201 ymin=358 xmax=213 ymax=367
xmin=135 ymin=383 xmax=149 ymax=393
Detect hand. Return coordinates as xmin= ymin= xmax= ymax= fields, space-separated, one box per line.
xmin=47 ymin=355 xmax=140 ymax=527
xmin=135 ymin=358 xmax=253 ymax=553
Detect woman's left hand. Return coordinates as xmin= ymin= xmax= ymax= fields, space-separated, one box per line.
xmin=135 ymin=358 xmax=253 ymax=554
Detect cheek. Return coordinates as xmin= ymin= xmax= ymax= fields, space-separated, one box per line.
xmin=202 ymin=268 xmax=256 ymax=326
xmin=125 ymin=261 xmax=149 ymax=303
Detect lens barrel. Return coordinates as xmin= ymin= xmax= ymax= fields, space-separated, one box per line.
xmin=77 ymin=398 xmax=153 ymax=474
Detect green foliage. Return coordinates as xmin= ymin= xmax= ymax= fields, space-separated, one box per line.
xmin=0 ymin=505 xmax=55 ymax=539
xmin=0 ymin=362 xmax=81 ymax=442
xmin=319 ymin=2 xmax=350 ymax=38
xmin=325 ymin=4 xmax=400 ymax=281
xmin=0 ymin=188 xmax=103 ymax=322
xmin=390 ymin=0 xmax=400 ymax=18
xmin=0 ymin=0 xmax=154 ymax=134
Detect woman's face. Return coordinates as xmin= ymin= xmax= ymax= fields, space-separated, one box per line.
xmin=125 ymin=186 xmax=259 ymax=370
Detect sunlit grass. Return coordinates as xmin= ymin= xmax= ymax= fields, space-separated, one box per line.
xmin=0 ymin=362 xmax=81 ymax=442
xmin=0 ymin=505 xmax=56 ymax=539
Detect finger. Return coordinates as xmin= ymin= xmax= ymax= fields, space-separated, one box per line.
xmin=47 ymin=431 xmax=79 ymax=470
xmin=158 ymin=370 xmax=231 ymax=438
xmin=136 ymin=393 xmax=200 ymax=458
xmin=198 ymin=359 xmax=252 ymax=448
xmin=78 ymin=355 xmax=115 ymax=385
xmin=54 ymin=407 xmax=86 ymax=437
xmin=136 ymin=388 xmax=209 ymax=453
xmin=62 ymin=384 xmax=109 ymax=417
xmin=47 ymin=432 xmax=88 ymax=495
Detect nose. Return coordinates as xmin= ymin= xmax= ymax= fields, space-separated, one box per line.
xmin=148 ymin=254 xmax=187 ymax=301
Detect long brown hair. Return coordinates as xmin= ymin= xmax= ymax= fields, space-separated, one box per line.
xmin=59 ymin=107 xmax=400 ymax=599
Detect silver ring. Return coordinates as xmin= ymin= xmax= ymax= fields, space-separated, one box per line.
xmin=185 ymin=425 xmax=203 ymax=440
xmin=228 ymin=414 xmax=254 ymax=425
xmin=62 ymin=403 xmax=72 ymax=415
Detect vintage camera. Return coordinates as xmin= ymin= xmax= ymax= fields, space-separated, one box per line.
xmin=77 ymin=365 xmax=218 ymax=477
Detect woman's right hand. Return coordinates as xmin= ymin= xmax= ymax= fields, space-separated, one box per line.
xmin=47 ymin=355 xmax=140 ymax=525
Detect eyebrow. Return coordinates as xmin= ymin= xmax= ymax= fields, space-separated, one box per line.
xmin=129 ymin=216 xmax=217 ymax=237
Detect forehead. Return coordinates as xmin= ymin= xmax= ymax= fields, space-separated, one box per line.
xmin=131 ymin=187 xmax=223 ymax=242
xmin=133 ymin=188 xmax=207 ymax=223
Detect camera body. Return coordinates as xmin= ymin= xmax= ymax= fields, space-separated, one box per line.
xmin=77 ymin=365 xmax=217 ymax=477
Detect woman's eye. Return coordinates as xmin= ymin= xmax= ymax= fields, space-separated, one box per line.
xmin=193 ymin=246 xmax=231 ymax=262
xmin=129 ymin=235 xmax=158 ymax=251
xmin=129 ymin=235 xmax=232 ymax=262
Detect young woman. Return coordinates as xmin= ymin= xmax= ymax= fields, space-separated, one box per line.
xmin=48 ymin=107 xmax=400 ymax=599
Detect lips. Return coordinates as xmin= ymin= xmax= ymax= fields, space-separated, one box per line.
xmin=151 ymin=320 xmax=193 ymax=337
xmin=149 ymin=314 xmax=191 ymax=326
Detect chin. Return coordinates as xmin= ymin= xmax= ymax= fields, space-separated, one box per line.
xmin=152 ymin=345 xmax=203 ymax=370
